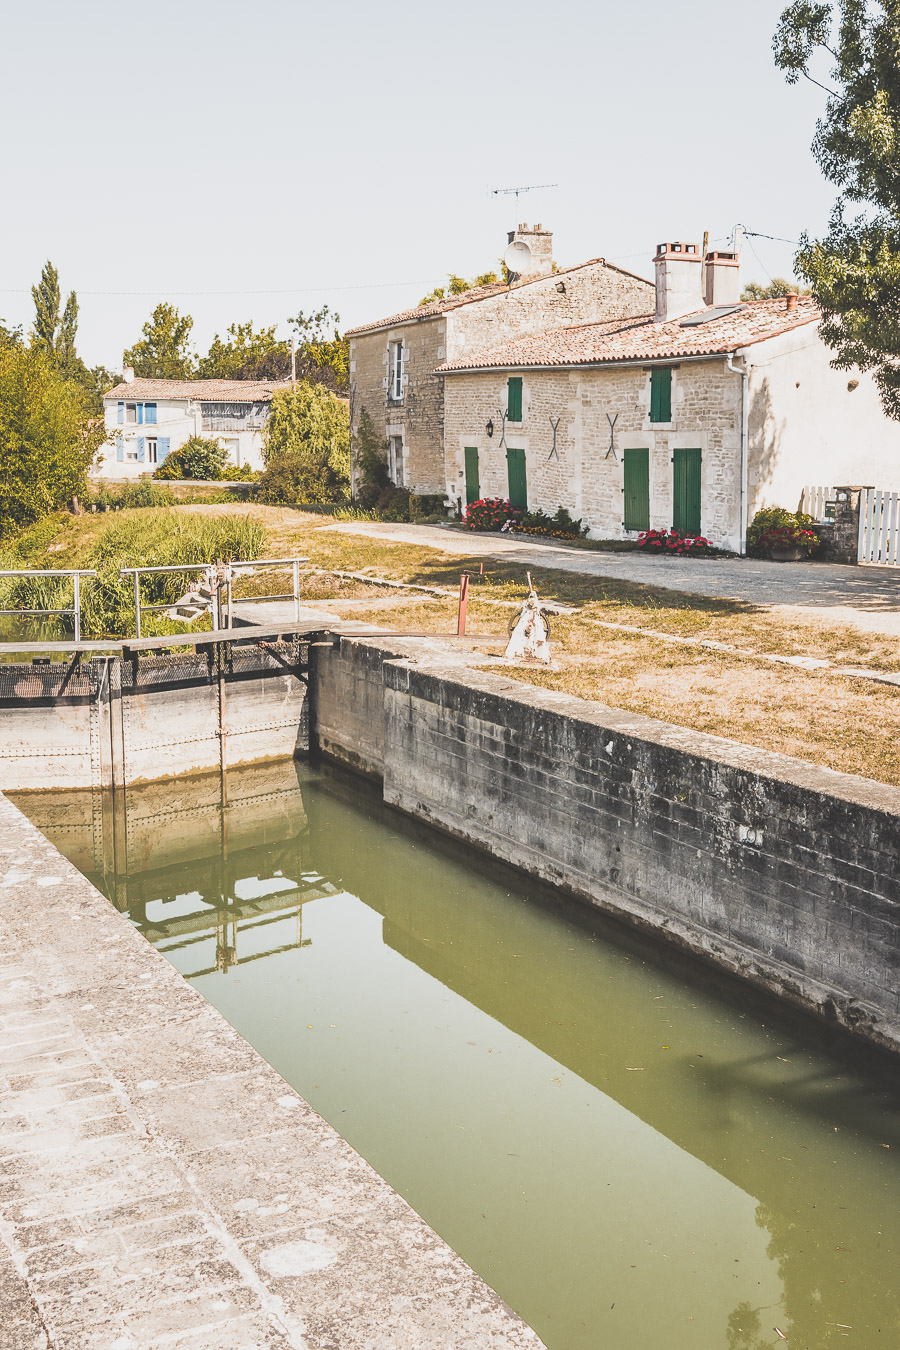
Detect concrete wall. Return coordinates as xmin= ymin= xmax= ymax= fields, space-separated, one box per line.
xmin=312 ymin=638 xmax=900 ymax=1055
xmin=747 ymin=324 xmax=900 ymax=516
xmin=443 ymin=359 xmax=743 ymax=547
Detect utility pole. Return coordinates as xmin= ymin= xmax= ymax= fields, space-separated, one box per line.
xmin=290 ymin=336 xmax=296 ymax=389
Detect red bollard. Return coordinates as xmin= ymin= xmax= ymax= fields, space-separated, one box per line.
xmin=457 ymin=573 xmax=469 ymax=635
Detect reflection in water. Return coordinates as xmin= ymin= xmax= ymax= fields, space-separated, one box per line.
xmin=15 ymin=762 xmax=900 ymax=1350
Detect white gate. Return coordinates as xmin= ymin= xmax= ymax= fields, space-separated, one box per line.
xmin=799 ymin=485 xmax=836 ymax=521
xmin=858 ymin=489 xmax=900 ymax=565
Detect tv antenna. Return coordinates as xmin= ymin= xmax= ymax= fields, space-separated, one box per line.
xmin=492 ymin=183 xmax=557 ymax=205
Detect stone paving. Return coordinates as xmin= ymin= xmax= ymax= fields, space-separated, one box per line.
xmin=322 ymin=521 xmax=900 ymax=637
xmin=0 ymin=795 xmax=545 ymax=1350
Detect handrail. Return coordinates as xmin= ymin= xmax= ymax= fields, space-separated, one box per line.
xmin=118 ymin=556 xmax=309 ymax=637
xmin=0 ymin=568 xmax=97 ymax=642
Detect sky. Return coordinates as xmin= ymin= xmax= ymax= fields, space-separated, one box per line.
xmin=0 ymin=0 xmax=833 ymax=368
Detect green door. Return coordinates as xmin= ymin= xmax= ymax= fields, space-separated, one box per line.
xmin=672 ymin=447 xmax=702 ymax=534
xmin=623 ymin=448 xmax=650 ymax=531
xmin=464 ymin=447 xmax=480 ymax=504
xmin=507 ymin=447 xmax=527 ymax=510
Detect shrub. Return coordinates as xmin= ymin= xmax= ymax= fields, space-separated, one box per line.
xmin=512 ymin=506 xmax=588 ymax=539
xmin=263 ymin=383 xmax=350 ymax=496
xmin=747 ymin=507 xmax=818 ymax=557
xmin=353 ymin=408 xmax=390 ymax=508
xmin=410 ymin=493 xmax=446 ymax=521
xmin=256 ymin=448 xmax=346 ymax=504
xmin=463 ymin=498 xmax=522 ymax=531
xmin=91 ymin=480 xmax=176 ymax=510
xmin=375 ymin=485 xmax=412 ymax=521
xmin=154 ymin=436 xmax=229 ymax=481
xmin=637 ymin=528 xmax=716 ymax=556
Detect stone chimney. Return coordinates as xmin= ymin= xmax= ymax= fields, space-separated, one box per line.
xmin=122 ymin=365 xmax=135 ymax=384
xmin=654 ymin=241 xmax=703 ymax=322
xmin=507 ymin=222 xmax=553 ymax=278
xmin=704 ymin=250 xmax=741 ymax=307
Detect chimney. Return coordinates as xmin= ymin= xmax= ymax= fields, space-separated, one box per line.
xmin=785 ymin=292 xmax=798 ymax=311
xmin=704 ymin=250 xmax=741 ymax=307
xmin=507 ymin=222 xmax=553 ymax=277
xmin=654 ymin=242 xmax=703 ymax=322
xmin=122 ymin=365 xmax=135 ymax=384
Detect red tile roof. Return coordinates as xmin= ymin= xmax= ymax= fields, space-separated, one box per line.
xmin=346 ymin=258 xmax=653 ymax=337
xmin=435 ymin=297 xmax=820 ymax=371
xmin=104 ymin=377 xmax=293 ymax=402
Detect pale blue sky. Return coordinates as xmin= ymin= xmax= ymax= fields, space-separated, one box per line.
xmin=0 ymin=0 xmax=830 ymax=367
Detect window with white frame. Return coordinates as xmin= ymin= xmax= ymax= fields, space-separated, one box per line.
xmin=146 ymin=437 xmax=158 ymax=464
xmin=390 ymin=341 xmax=404 ymax=401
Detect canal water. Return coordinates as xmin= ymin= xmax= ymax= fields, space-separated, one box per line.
xmin=15 ymin=760 xmax=900 ymax=1350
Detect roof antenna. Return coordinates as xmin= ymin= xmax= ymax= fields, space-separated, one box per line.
xmin=491 ymin=183 xmax=558 ymax=206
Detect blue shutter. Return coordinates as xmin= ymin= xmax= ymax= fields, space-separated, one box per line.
xmin=137 ymin=436 xmax=145 ymax=462
xmin=158 ymin=436 xmax=170 ymax=464
xmin=144 ymin=403 xmax=157 ymax=425
xmin=116 ymin=435 xmax=124 ymax=462
xmin=136 ymin=403 xmax=144 ymax=425
xmin=117 ymin=402 xmax=124 ymax=424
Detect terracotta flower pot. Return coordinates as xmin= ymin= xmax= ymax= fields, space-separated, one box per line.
xmin=769 ymin=546 xmax=807 ymax=562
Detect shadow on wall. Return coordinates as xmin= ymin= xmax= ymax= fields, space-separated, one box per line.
xmin=746 ymin=375 xmax=785 ymax=515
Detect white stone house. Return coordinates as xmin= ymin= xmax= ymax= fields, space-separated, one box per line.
xmin=96 ymin=376 xmax=293 ymax=479
xmin=437 ymin=242 xmax=900 ymax=550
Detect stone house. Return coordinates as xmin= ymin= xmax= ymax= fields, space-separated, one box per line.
xmin=346 ymin=225 xmax=654 ymax=494
xmin=96 ymin=375 xmax=293 ymax=479
xmin=438 ymin=242 xmax=900 ymax=550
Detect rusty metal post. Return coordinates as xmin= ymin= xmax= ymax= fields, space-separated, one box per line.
xmin=457 ymin=573 xmax=469 ymax=636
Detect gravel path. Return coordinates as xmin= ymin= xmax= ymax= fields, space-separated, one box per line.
xmin=321 ymin=521 xmax=900 ymax=637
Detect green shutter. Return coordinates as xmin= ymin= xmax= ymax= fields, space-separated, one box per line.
xmin=464 ymin=446 xmax=480 ymax=504
xmin=623 ymin=448 xmax=650 ymax=531
xmin=672 ymin=447 xmax=702 ymax=534
xmin=506 ymin=447 xmax=527 ymax=510
xmin=507 ymin=376 xmax=523 ymax=422
xmin=650 ymin=368 xmax=672 ymax=423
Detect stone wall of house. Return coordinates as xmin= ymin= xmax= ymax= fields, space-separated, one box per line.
xmin=443 ymin=359 xmax=743 ymax=547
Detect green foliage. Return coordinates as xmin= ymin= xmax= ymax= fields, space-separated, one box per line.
xmin=419 ymin=272 xmax=500 ymax=306
xmin=198 ymin=321 xmax=290 ymax=381
xmin=515 ymin=506 xmax=588 ymax=538
xmin=260 ymin=382 xmax=349 ymax=502
xmin=289 ymin=306 xmax=349 ymax=392
xmin=0 ymin=343 xmax=105 ymax=536
xmin=774 ymin=0 xmax=900 ymax=416
xmin=92 ymin=481 xmax=177 ymax=510
xmin=741 ymin=277 xmax=811 ymax=300
xmin=352 ymin=407 xmax=391 ymax=508
xmin=154 ymin=436 xmax=228 ymax=481
xmin=125 ymin=303 xmax=195 ymax=378
xmin=31 ymin=261 xmax=62 ymax=352
xmin=747 ymin=506 xmax=819 ymax=555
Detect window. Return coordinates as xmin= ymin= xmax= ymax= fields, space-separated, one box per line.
xmin=146 ymin=438 xmax=158 ymax=465
xmin=144 ymin=403 xmax=157 ymax=425
xmin=117 ymin=401 xmax=157 ymax=425
xmin=390 ymin=342 xmax=404 ymax=401
xmin=507 ymin=376 xmax=523 ymax=422
xmin=125 ymin=402 xmax=138 ymax=423
xmin=389 ymin=435 xmax=404 ymax=485
xmin=649 ymin=368 xmax=672 ymax=423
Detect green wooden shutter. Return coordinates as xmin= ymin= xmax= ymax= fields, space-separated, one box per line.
xmin=506 ymin=447 xmax=527 ymax=510
xmin=507 ymin=376 xmax=523 ymax=422
xmin=464 ymin=446 xmax=480 ymax=504
xmin=650 ymin=368 xmax=672 ymax=423
xmin=623 ymin=448 xmax=650 ymax=531
xmin=672 ymin=447 xmax=702 ymax=534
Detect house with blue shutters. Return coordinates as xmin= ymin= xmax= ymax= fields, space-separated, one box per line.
xmin=96 ymin=375 xmax=292 ymax=479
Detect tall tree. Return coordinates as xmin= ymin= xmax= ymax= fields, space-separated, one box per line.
xmin=31 ymin=261 xmax=62 ymax=351
xmin=57 ymin=292 xmax=79 ymax=373
xmin=774 ymin=0 xmax=900 ymax=417
xmin=124 ymin=303 xmax=195 ymax=379
xmin=257 ymin=382 xmax=350 ymax=503
xmin=288 ymin=306 xmax=349 ymax=393
xmin=197 ymin=321 xmax=290 ymax=381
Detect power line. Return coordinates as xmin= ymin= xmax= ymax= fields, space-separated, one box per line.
xmin=0 ymin=277 xmax=449 ymax=299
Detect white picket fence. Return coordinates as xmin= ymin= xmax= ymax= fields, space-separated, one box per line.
xmin=799 ymin=485 xmax=837 ymax=521
xmin=858 ymin=488 xmax=900 ymax=565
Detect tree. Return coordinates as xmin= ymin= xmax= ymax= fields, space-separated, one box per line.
xmin=197 ymin=321 xmax=291 ymax=381
xmin=419 ymin=272 xmax=499 ymax=305
xmin=288 ymin=306 xmax=349 ymax=392
xmin=0 ymin=343 xmax=105 ymax=533
xmin=154 ymin=435 xmax=229 ymax=481
xmin=31 ymin=261 xmax=62 ymax=352
xmin=124 ymin=303 xmax=195 ymax=379
xmin=352 ymin=407 xmax=390 ymax=507
xmin=774 ymin=0 xmax=900 ymax=416
xmin=741 ymin=276 xmax=812 ymax=300
xmin=258 ymin=382 xmax=349 ymax=502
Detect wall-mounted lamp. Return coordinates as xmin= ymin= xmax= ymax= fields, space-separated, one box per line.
xmin=556 ymin=281 xmax=566 ymax=294
xmin=486 ymin=419 xmax=494 ymax=438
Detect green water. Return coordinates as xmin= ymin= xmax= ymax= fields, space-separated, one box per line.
xmin=18 ymin=761 xmax=900 ymax=1350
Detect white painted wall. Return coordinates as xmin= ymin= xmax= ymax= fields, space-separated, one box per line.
xmin=746 ymin=324 xmax=900 ymax=516
xmin=95 ymin=398 xmax=268 ymax=479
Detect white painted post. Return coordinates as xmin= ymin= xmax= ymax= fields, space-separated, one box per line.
xmin=293 ymin=559 xmax=300 ymax=623
xmin=133 ymin=572 xmax=142 ymax=639
xmin=73 ymin=572 xmax=81 ymax=644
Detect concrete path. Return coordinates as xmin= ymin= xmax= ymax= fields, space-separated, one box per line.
xmin=0 ymin=794 xmax=545 ymax=1350
xmin=321 ymin=521 xmax=900 ymax=636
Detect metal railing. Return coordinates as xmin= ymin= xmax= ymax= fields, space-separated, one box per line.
xmin=119 ymin=557 xmax=309 ymax=638
xmin=0 ymin=569 xmax=97 ymax=643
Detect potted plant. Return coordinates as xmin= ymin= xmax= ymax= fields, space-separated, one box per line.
xmin=747 ymin=508 xmax=819 ymax=561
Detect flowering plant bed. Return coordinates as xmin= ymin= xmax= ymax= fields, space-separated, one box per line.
xmin=463 ymin=498 xmax=522 ymax=531
xmin=637 ymin=528 xmax=716 ymax=556
xmin=754 ymin=524 xmax=819 ymax=558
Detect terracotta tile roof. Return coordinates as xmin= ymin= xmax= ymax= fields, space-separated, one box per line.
xmin=435 ymin=297 xmax=820 ymax=371
xmin=104 ymin=377 xmax=293 ymax=402
xmin=345 ymin=257 xmax=653 ymax=337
